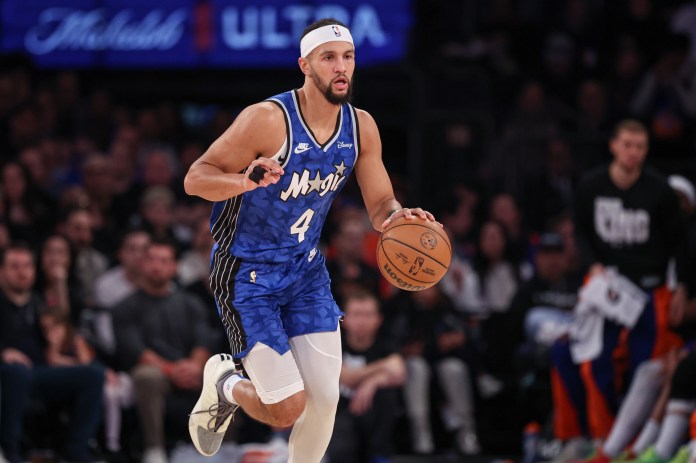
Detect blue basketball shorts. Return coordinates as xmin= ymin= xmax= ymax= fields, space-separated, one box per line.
xmin=209 ymin=246 xmax=342 ymax=359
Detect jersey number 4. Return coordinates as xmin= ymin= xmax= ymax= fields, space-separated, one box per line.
xmin=290 ymin=209 xmax=315 ymax=243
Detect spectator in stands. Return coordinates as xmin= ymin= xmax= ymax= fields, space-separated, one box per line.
xmin=18 ymin=144 xmax=52 ymax=195
xmin=487 ymin=82 xmax=560 ymax=198
xmin=35 ymin=234 xmax=85 ymax=324
xmin=468 ymin=220 xmax=518 ymax=314
xmin=139 ymin=145 xmax=181 ymax=196
xmin=550 ymin=211 xmax=583 ymax=275
xmin=1 ymin=161 xmax=54 ymax=244
xmin=177 ymin=217 xmax=213 ymax=287
xmin=81 ymin=153 xmax=120 ymax=255
xmin=630 ymin=33 xmax=696 ymax=166
xmin=489 ymin=193 xmax=530 ymax=268
xmin=176 ymin=216 xmax=227 ymax=356
xmin=91 ymin=228 xmax=150 ymax=357
xmin=509 ymin=233 xmax=582 ymax=424
xmin=515 ymin=233 xmax=582 ymax=348
xmin=134 ymin=186 xmax=187 ymax=251
xmin=327 ymin=291 xmax=406 ymax=463
xmin=397 ymin=285 xmax=481 ymax=456
xmin=524 ymin=138 xmax=577 ymax=233
xmin=113 ymin=239 xmax=215 ymax=463
xmin=7 ymin=102 xmax=41 ymax=153
xmin=0 ymin=243 xmax=104 ymax=463
xmin=578 ymin=175 xmax=696 ymax=463
xmin=109 ymin=139 xmax=138 ymax=197
xmin=326 ymin=215 xmax=380 ymax=306
xmin=94 ymin=228 xmax=150 ymax=310
xmin=59 ymin=207 xmax=109 ymax=307
xmin=441 ymin=219 xmax=518 ymax=317
xmin=438 ymin=190 xmax=477 ymax=260
xmin=40 ymin=308 xmax=134 ymax=455
xmin=550 ymin=120 xmax=686 ymax=459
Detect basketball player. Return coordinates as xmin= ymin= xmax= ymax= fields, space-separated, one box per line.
xmin=184 ymin=18 xmax=437 ymax=463
xmin=551 ymin=120 xmax=688 ymax=449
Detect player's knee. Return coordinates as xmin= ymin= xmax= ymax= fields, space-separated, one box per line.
xmin=268 ymin=390 xmax=306 ymax=427
xmin=307 ymin=380 xmax=339 ymax=412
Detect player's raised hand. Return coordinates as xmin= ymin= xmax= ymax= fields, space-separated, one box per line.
xmin=244 ymin=157 xmax=284 ymax=191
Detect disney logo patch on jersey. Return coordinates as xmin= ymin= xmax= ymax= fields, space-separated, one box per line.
xmin=337 ymin=141 xmax=353 ymax=149
xmin=280 ymin=161 xmax=348 ymax=201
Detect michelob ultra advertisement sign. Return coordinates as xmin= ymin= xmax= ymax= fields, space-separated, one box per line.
xmin=0 ymin=0 xmax=413 ymax=68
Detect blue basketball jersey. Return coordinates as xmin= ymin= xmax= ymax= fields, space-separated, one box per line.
xmin=209 ymin=89 xmax=360 ymax=263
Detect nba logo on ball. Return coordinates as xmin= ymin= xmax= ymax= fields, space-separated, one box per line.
xmin=332 ymin=25 xmax=341 ymax=37
xmin=377 ymin=217 xmax=451 ymax=291
xmin=420 ymin=233 xmax=437 ymax=250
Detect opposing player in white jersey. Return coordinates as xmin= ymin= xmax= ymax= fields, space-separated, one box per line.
xmin=184 ymin=18 xmax=437 ymax=463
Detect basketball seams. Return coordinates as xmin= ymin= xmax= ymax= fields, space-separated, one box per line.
xmin=377 ymin=242 xmax=433 ymax=288
xmin=383 ymin=222 xmax=452 ymax=253
xmin=380 ymin=245 xmax=436 ymax=284
xmin=381 ymin=238 xmax=448 ymax=270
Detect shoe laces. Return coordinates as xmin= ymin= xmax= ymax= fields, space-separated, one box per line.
xmin=190 ymin=400 xmax=238 ymax=432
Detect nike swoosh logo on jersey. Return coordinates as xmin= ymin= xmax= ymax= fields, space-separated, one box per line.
xmin=294 ymin=143 xmax=311 ymax=154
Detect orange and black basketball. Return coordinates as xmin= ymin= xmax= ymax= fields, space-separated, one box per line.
xmin=377 ymin=217 xmax=451 ymax=291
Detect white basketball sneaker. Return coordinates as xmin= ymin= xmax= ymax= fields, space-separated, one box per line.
xmin=188 ymin=354 xmax=241 ymax=456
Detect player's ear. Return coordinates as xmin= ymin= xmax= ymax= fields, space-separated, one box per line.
xmin=298 ymin=57 xmax=311 ymax=76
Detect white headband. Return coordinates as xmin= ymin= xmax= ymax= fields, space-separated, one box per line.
xmin=300 ymin=24 xmax=354 ymax=58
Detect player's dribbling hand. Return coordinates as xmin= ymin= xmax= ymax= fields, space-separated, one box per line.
xmin=381 ymin=207 xmax=441 ymax=230
xmin=244 ymin=157 xmax=284 ymax=191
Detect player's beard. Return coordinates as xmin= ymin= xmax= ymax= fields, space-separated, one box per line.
xmin=312 ymin=72 xmax=354 ymax=105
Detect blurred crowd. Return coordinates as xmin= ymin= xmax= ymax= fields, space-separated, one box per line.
xmin=1 ymin=1 xmax=696 ymax=463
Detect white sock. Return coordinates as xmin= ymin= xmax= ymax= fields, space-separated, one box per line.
xmin=221 ymin=374 xmax=245 ymax=405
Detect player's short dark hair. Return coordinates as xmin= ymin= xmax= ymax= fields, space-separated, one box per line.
xmin=613 ymin=119 xmax=648 ymax=139
xmin=301 ymin=18 xmax=349 ymax=40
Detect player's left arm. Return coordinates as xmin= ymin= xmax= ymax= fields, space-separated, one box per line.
xmin=354 ymin=109 xmax=438 ymax=232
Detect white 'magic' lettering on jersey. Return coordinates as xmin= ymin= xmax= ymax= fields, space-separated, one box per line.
xmin=594 ymin=197 xmax=650 ymax=245
xmin=280 ymin=162 xmax=348 ymax=201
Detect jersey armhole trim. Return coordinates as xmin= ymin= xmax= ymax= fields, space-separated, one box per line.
xmin=350 ymin=104 xmax=361 ymax=158
xmin=266 ymin=98 xmax=293 ymax=168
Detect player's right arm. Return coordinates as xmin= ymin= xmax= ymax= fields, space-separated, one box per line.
xmin=184 ymin=102 xmax=287 ymax=201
